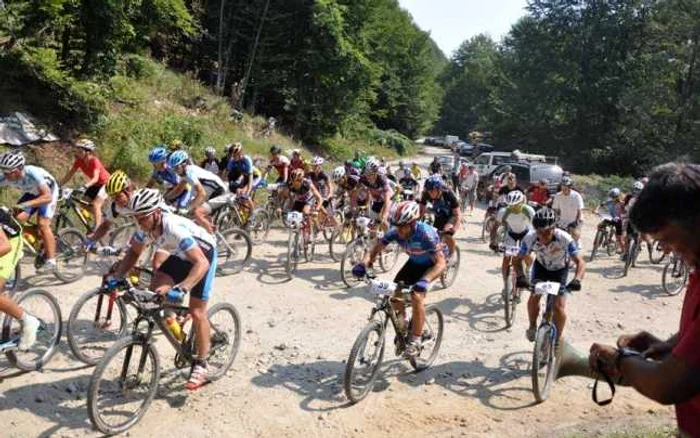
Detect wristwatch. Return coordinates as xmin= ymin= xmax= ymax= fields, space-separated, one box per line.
xmin=615 ymin=347 xmax=641 ymax=372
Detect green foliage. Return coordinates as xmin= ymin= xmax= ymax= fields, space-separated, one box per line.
xmin=573 ymin=174 xmax=635 ymax=209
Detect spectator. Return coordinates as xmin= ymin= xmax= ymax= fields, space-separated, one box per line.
xmin=527 ymin=179 xmax=551 ymax=209
xmin=552 ymin=176 xmax=584 ymax=243
xmin=589 ymin=163 xmax=700 ymax=438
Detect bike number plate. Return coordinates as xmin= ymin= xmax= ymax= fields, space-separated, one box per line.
xmin=356 ymin=216 xmax=371 ymax=228
xmin=61 ymin=188 xmax=73 ymax=200
xmin=369 ymin=279 xmax=397 ymax=295
xmin=504 ymin=245 xmax=520 ymax=257
xmin=534 ymin=281 xmax=561 ymax=296
xmin=287 ymin=211 xmax=303 ymax=225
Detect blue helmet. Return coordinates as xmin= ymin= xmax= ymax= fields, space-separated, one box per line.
xmin=424 ymin=175 xmax=445 ymax=191
xmin=148 ymin=146 xmax=168 ymax=163
xmin=168 ymin=150 xmax=189 ymax=168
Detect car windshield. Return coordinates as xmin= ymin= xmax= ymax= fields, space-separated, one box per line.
xmin=474 ymin=155 xmax=489 ymax=165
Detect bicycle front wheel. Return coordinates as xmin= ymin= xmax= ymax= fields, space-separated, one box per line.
xmin=441 ymin=246 xmax=460 ymax=288
xmin=662 ymin=261 xmax=688 ymax=296
xmin=88 ymin=335 xmax=160 ymax=435
xmin=589 ymin=228 xmax=604 ymax=262
xmin=54 ymin=227 xmax=88 ymax=283
xmin=409 ymin=304 xmax=444 ymax=371
xmin=216 ymin=227 xmax=252 ymax=276
xmin=340 ymin=240 xmax=366 ymax=288
xmin=2 ymin=289 xmax=62 ymax=371
xmin=247 ymin=208 xmax=271 ymax=244
xmin=378 ymin=241 xmax=400 ymax=272
xmin=207 ymin=302 xmax=242 ymax=380
xmin=67 ymin=288 xmax=129 ymax=365
xmin=503 ymin=270 xmax=515 ymax=328
xmin=286 ymin=231 xmax=300 ymax=279
xmin=648 ymin=240 xmax=667 ymax=264
xmin=532 ymin=323 xmax=557 ymax=403
xmin=623 ymin=240 xmax=635 ymax=277
xmin=344 ymin=320 xmax=386 ymax=404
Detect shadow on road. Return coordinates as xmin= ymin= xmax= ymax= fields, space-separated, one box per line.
xmin=438 ymin=293 xmax=509 ymax=333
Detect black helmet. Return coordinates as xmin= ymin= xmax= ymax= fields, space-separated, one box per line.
xmin=269 ymin=145 xmax=281 ymax=155
xmin=533 ymin=207 xmax=557 ymax=230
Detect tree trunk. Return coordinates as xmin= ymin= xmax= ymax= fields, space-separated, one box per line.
xmin=239 ymin=0 xmax=270 ymax=109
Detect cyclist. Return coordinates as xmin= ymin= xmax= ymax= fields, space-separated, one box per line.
xmin=595 ymin=187 xmax=625 ymax=253
xmin=111 ymin=188 xmax=217 ymax=390
xmin=59 ymin=138 xmax=110 ymax=231
xmin=199 ymin=147 xmax=221 ymax=175
xmin=307 ymin=156 xmax=336 ymax=228
xmin=168 ymin=150 xmax=229 ymax=234
xmin=360 ymin=159 xmax=393 ymax=230
xmin=498 ymin=165 xmax=515 ymax=185
xmin=0 ymin=152 xmax=59 ymax=273
xmin=621 ymin=180 xmax=649 ymax=259
xmin=146 ymin=146 xmax=192 ymax=212
xmin=458 ymin=163 xmax=479 ymax=215
xmin=552 ymin=176 xmax=585 ymax=244
xmin=90 ymin=171 xmax=137 ymax=245
xmin=419 ymin=175 xmax=461 ymax=260
xmin=353 ymin=201 xmax=447 ymax=357
xmin=515 ymin=207 xmax=585 ymax=343
xmin=399 ymin=168 xmax=419 ymax=200
xmin=411 ymin=161 xmax=422 ymax=181
xmin=527 ymin=179 xmax=552 ymax=210
xmin=290 ymin=149 xmax=308 ymax=173
xmin=0 ymin=205 xmax=39 ymax=350
xmin=223 ymin=142 xmax=255 ymax=214
xmin=498 ymin=173 xmax=525 ymax=198
xmin=266 ymin=145 xmax=290 ymax=183
xmin=286 ymin=168 xmax=323 ymax=233
xmin=493 ymin=190 xmax=535 ymax=284
xmin=428 ymin=156 xmax=442 ymax=176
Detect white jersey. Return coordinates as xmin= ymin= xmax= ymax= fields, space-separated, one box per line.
xmin=0 ymin=165 xmax=58 ymax=197
xmin=497 ymin=205 xmax=535 ymax=234
xmin=203 ymin=160 xmax=220 ymax=175
xmin=552 ymin=190 xmax=584 ymax=226
xmin=133 ymin=212 xmax=215 ymax=259
xmin=518 ymin=228 xmax=579 ymax=271
xmin=183 ymin=165 xmax=227 ymax=198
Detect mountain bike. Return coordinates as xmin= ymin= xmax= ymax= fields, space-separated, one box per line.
xmin=439 ymin=232 xmax=460 ymax=289
xmin=531 ymin=281 xmax=564 ymax=403
xmin=589 ymin=214 xmax=618 ymax=262
xmin=1 ymin=288 xmax=62 ymax=371
xmin=284 ymin=211 xmax=317 ymax=279
xmin=329 ymin=208 xmax=356 ymax=262
xmin=501 ymin=245 xmax=522 ymax=328
xmin=87 ymin=280 xmax=241 ymax=435
xmin=343 ymin=276 xmax=443 ymax=404
xmin=622 ymin=231 xmax=641 ymax=277
xmin=662 ymin=253 xmax=688 ymax=296
xmin=648 ymin=240 xmax=667 ymax=265
xmin=481 ymin=208 xmax=502 ymax=244
xmin=339 ymin=215 xmax=399 ymax=288
xmin=54 ymin=188 xmax=96 ymax=234
xmin=214 ymin=194 xmax=270 ymax=244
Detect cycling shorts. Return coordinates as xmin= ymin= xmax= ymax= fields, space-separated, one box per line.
xmin=85 ymin=183 xmax=107 ymax=201
xmin=0 ymin=237 xmax=22 ymax=280
xmin=157 ymin=246 xmax=217 ymax=301
xmin=504 ymin=229 xmax=529 ymax=248
xmin=531 ymin=260 xmax=570 ymax=296
xmin=292 ymin=200 xmax=310 ymax=213
xmin=394 ymin=259 xmax=434 ymax=290
xmin=434 ymin=215 xmax=456 ymax=234
xmin=19 ymin=192 xmax=58 ymax=219
xmin=201 ymin=188 xmax=229 ymax=214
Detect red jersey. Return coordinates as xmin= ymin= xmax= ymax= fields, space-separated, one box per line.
xmin=529 ymin=187 xmax=550 ymax=205
xmin=673 ymin=270 xmax=700 ymax=437
xmin=72 ymin=156 xmax=110 ymax=185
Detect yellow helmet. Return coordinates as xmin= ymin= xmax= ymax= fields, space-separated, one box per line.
xmin=105 ymin=170 xmax=130 ymax=197
xmin=168 ymin=139 xmax=183 ymax=152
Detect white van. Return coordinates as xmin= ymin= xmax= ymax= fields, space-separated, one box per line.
xmin=472 ymin=150 xmax=549 ymax=177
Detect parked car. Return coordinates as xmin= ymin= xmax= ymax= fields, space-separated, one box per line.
xmin=433 ymin=137 xmax=447 ymax=147
xmin=458 ymin=142 xmax=474 ymax=156
xmin=478 ymin=162 xmax=564 ymax=201
xmin=437 ymin=155 xmax=455 ymax=173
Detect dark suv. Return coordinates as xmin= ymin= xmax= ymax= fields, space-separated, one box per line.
xmin=478 ymin=162 xmax=564 ymax=200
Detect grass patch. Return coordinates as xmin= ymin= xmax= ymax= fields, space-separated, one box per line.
xmin=573 ymin=173 xmax=636 ymax=209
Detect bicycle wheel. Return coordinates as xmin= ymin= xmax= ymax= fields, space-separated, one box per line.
xmin=343 ymin=320 xmax=386 ymax=404
xmin=440 ymin=246 xmax=460 ymax=288
xmin=304 ymin=222 xmax=318 ymax=263
xmin=481 ymin=217 xmax=494 ymax=243
xmin=409 ymin=305 xmax=444 ymax=371
xmin=87 ymin=335 xmax=160 ymax=435
xmin=648 ymin=240 xmax=667 ymax=264
xmin=329 ymin=223 xmax=354 ymax=263
xmin=206 ymin=302 xmax=242 ymax=380
xmin=216 ymin=227 xmax=252 ymax=276
xmin=589 ymin=228 xmax=604 ymax=262
xmin=247 ymin=208 xmax=271 ymax=244
xmin=67 ymin=288 xmax=129 ymax=365
xmin=378 ymin=241 xmax=400 ymax=272
xmin=2 ymin=289 xmax=62 ymax=371
xmin=623 ymin=239 xmax=635 ymax=277
xmin=340 ymin=240 xmax=367 ymax=288
xmin=6 ymin=263 xmax=20 ymax=294
xmin=605 ymin=233 xmax=618 ymax=256
xmin=54 ymin=227 xmax=88 ymax=283
xmin=532 ymin=323 xmax=557 ymax=403
xmin=286 ymin=231 xmax=300 ymax=279
xmin=662 ymin=260 xmax=688 ymax=296
xmin=322 ymin=210 xmax=343 ymax=242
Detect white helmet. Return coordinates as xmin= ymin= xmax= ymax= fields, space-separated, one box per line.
xmin=391 ymin=201 xmax=420 ymax=225
xmin=311 ymin=156 xmax=324 ymax=166
xmin=364 ymin=158 xmax=380 ymax=175
xmin=332 ymin=166 xmax=345 ymax=181
xmin=609 ymin=187 xmax=621 ymax=198
xmin=505 ymin=190 xmax=526 ymax=206
xmin=0 ymin=152 xmax=25 ymax=170
xmin=632 ymin=180 xmax=644 ymax=194
xmin=75 ymin=139 xmax=96 ymax=151
xmin=205 ymin=146 xmax=216 ymax=156
xmin=127 ymin=188 xmax=162 ymax=216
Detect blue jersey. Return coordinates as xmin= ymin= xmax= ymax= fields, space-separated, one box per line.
xmin=151 ymin=167 xmax=180 ymax=189
xmin=381 ymin=221 xmax=443 ymax=265
xmin=226 ymin=156 xmax=253 ymax=181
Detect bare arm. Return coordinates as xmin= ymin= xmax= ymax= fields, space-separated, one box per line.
xmin=59 ymin=167 xmax=78 ymax=187
xmin=0 ymin=229 xmax=11 ymax=257
xmin=571 ymin=253 xmax=585 ymax=281
xmin=20 ymin=184 xmax=52 ymax=207
xmin=620 ymin=354 xmax=700 ymax=405
xmin=178 ymin=246 xmax=210 ymax=290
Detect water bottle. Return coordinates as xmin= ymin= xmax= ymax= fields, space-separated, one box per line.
xmin=24 ymin=232 xmax=36 ymax=246
xmin=81 ymin=207 xmax=93 ymax=221
xmin=165 ymin=316 xmax=185 ymax=342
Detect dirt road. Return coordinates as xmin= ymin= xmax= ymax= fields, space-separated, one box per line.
xmin=2 ymin=146 xmax=680 ymax=437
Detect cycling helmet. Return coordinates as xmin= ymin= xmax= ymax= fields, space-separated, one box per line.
xmin=632 ymin=180 xmax=644 ymax=194
xmin=332 ymin=166 xmax=345 ymax=181
xmin=311 ymin=156 xmax=324 ymax=166
xmin=505 ymin=190 xmax=526 ymax=206
xmin=205 ymin=146 xmax=216 ymax=156
xmin=148 ymin=146 xmax=168 ymax=163
xmin=424 ymin=175 xmax=445 ymax=191
xmin=0 ymin=152 xmax=25 ymax=170
xmin=562 ymin=176 xmax=574 ymax=187
xmin=364 ymin=158 xmax=380 ymax=175
xmin=533 ymin=207 xmax=557 ymax=230
xmin=290 ymin=168 xmax=305 ymax=181
xmin=168 ymin=150 xmax=189 ymax=168
xmin=231 ymin=142 xmax=243 ymax=154
xmin=269 ymin=145 xmax=281 ymax=155
xmin=291 ymin=149 xmax=301 ymax=157
xmin=74 ymin=138 xmax=95 ymax=151
xmin=609 ymin=187 xmax=621 ymax=198
xmin=105 ymin=170 xmax=130 ymax=197
xmin=403 ymin=168 xmax=411 ymax=177
xmin=168 ymin=139 xmax=183 ymax=151
xmin=391 ymin=201 xmax=420 ymax=225
xmin=127 ymin=188 xmax=162 ymax=216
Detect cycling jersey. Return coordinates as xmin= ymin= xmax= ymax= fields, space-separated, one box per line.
xmin=497 ymin=205 xmax=535 ymax=234
xmin=360 ymin=174 xmax=393 ymax=201
xmin=152 ymin=167 xmax=181 ymax=189
xmin=381 ymin=221 xmax=444 ymax=265
xmin=308 ymin=171 xmax=330 ymax=197
xmin=0 ymin=165 xmax=58 ymax=196
xmin=183 ymin=164 xmax=227 ymax=198
xmin=399 ymin=177 xmax=419 ymax=190
xmin=133 ymin=212 xmax=215 ymax=259
xmin=226 ymin=156 xmax=253 ymax=181
xmin=269 ymin=155 xmax=290 ymax=181
xmin=71 ymin=156 xmax=110 ymax=185
xmin=518 ymin=228 xmax=579 ymax=271
xmin=420 ymin=190 xmax=459 ymax=219
xmin=290 ymin=158 xmax=307 ymax=172
xmin=287 ymin=179 xmax=314 ymax=204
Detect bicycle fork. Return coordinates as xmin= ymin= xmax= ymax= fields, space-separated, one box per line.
xmin=95 ymin=292 xmax=118 ymax=328
xmin=120 ymin=321 xmax=155 ymax=389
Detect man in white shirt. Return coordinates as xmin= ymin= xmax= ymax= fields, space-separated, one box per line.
xmin=552 ymin=176 xmax=585 ymax=243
